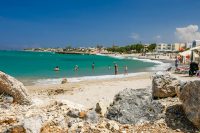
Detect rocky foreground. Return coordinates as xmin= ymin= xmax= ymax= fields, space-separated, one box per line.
xmin=0 ymin=71 xmax=200 ymax=133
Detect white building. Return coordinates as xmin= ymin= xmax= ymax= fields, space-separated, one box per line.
xmin=186 ymin=42 xmax=192 ymax=48
xmin=156 ymin=43 xmax=190 ymax=52
xmin=173 ymin=43 xmax=187 ymax=51
xmin=156 ymin=43 xmax=173 ymax=52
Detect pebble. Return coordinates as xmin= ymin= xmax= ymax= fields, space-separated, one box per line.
xmin=79 ymin=111 xmax=87 ymax=119
xmin=172 ymin=122 xmax=176 ymax=126
xmin=3 ymin=96 xmax=14 ymax=103
xmin=68 ymin=122 xmax=72 ymax=128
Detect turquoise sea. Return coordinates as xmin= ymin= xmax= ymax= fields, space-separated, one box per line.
xmin=0 ymin=51 xmax=161 ymax=85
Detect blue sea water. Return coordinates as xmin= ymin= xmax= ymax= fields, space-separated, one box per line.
xmin=0 ymin=51 xmax=159 ymax=85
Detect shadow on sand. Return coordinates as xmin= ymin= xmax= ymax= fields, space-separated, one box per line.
xmin=165 ymin=104 xmax=198 ymax=133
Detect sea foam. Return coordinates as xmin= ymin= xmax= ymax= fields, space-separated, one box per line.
xmin=33 ymin=72 xmax=147 ymax=85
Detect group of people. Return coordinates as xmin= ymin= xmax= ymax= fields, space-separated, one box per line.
xmin=113 ymin=63 xmax=128 ymax=75
xmin=54 ymin=62 xmax=128 ymax=75
xmin=175 ymin=57 xmax=200 ymax=77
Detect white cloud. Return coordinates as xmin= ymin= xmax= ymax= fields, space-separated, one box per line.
xmin=175 ymin=25 xmax=200 ymax=42
xmin=130 ymin=33 xmax=140 ymax=40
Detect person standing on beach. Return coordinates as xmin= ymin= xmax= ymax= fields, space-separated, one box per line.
xmin=114 ymin=63 xmax=118 ymax=75
xmin=92 ymin=62 xmax=95 ymax=71
xmin=175 ymin=57 xmax=178 ymax=69
xmin=124 ymin=65 xmax=128 ymax=75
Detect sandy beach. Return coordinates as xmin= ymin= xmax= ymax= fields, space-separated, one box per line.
xmin=25 ymin=54 xmax=175 ymax=108
xmin=26 ymin=72 xmax=152 ymax=108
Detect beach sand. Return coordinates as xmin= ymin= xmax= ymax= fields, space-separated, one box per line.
xmin=26 ymin=72 xmax=152 ymax=108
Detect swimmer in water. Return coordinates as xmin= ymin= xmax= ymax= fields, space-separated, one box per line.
xmin=54 ymin=66 xmax=60 ymax=71
xmin=108 ymin=66 xmax=111 ymax=70
xmin=74 ymin=65 xmax=79 ymax=71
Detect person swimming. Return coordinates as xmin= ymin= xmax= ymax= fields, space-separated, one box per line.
xmin=108 ymin=65 xmax=111 ymax=70
xmin=74 ymin=65 xmax=79 ymax=71
xmin=54 ymin=66 xmax=60 ymax=71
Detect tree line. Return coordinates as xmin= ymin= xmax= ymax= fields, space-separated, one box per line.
xmin=106 ymin=43 xmax=156 ymax=54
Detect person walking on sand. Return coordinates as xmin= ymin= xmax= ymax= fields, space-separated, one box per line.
xmin=124 ymin=65 xmax=128 ymax=75
xmin=175 ymin=57 xmax=178 ymax=69
xmin=114 ymin=63 xmax=118 ymax=75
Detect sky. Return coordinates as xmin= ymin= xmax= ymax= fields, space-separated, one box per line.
xmin=0 ymin=0 xmax=200 ymax=49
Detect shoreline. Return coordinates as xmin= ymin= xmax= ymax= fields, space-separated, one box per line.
xmin=30 ymin=72 xmax=149 ymax=86
xmin=21 ymin=53 xmax=173 ymax=86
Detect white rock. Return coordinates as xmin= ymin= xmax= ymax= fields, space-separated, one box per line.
xmin=106 ymin=121 xmax=120 ymax=131
xmin=23 ymin=115 xmax=43 ymax=133
xmin=95 ymin=101 xmax=108 ymax=117
xmin=61 ymin=78 xmax=67 ymax=84
xmin=0 ymin=71 xmax=31 ymax=104
xmin=152 ymin=72 xmax=180 ymax=98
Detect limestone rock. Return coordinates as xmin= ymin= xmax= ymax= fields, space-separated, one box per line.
xmin=106 ymin=88 xmax=164 ymax=124
xmin=86 ymin=110 xmax=99 ymax=123
xmin=79 ymin=111 xmax=87 ymax=119
xmin=175 ymin=80 xmax=186 ymax=98
xmin=8 ymin=125 xmax=26 ymax=133
xmin=0 ymin=116 xmax=17 ymax=125
xmin=106 ymin=120 xmax=120 ymax=132
xmin=23 ymin=115 xmax=43 ymax=133
xmin=3 ymin=95 xmax=14 ymax=103
xmin=178 ymin=80 xmax=200 ymax=129
xmin=40 ymin=122 xmax=64 ymax=133
xmin=152 ymin=71 xmax=180 ymax=98
xmin=67 ymin=109 xmax=79 ymax=118
xmin=0 ymin=71 xmax=31 ymax=104
xmin=95 ymin=101 xmax=108 ymax=117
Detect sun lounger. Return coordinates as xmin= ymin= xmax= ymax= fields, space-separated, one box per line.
xmin=174 ymin=67 xmax=189 ymax=74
